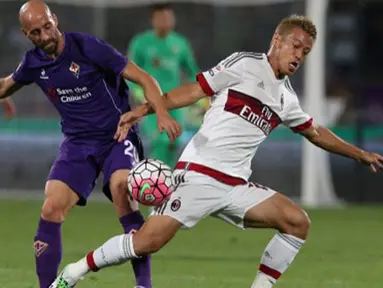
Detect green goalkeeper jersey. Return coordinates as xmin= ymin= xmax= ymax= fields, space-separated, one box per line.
xmin=127 ymin=30 xmax=206 ymax=167
xmin=128 ymin=30 xmax=199 ymax=94
xmin=127 ymin=30 xmax=204 ymax=146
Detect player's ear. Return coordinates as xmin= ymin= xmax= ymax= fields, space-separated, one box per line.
xmin=20 ymin=27 xmax=28 ymax=37
xmin=272 ymin=32 xmax=281 ymax=46
xmin=53 ymin=13 xmax=58 ymax=27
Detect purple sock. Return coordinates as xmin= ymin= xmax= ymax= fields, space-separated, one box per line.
xmin=33 ymin=218 xmax=62 ymax=288
xmin=120 ymin=211 xmax=152 ymax=288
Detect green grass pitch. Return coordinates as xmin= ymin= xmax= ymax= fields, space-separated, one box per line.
xmin=0 ymin=199 xmax=382 ymax=287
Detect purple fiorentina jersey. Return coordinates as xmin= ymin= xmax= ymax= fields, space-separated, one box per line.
xmin=12 ymin=32 xmax=136 ymax=139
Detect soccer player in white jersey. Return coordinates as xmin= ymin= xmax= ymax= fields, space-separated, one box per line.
xmin=51 ymin=15 xmax=383 ymax=288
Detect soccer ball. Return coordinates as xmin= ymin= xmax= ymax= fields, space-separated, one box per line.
xmin=128 ymin=158 xmax=173 ymax=206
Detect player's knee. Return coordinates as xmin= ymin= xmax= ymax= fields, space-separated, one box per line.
xmin=282 ymin=208 xmax=311 ymax=239
xmin=110 ymin=178 xmax=128 ymax=196
xmin=110 ymin=171 xmax=129 ymax=200
xmin=43 ymin=180 xmax=78 ymax=222
xmin=41 ymin=197 xmax=67 ymax=223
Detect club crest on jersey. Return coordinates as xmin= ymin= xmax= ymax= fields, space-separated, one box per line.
xmin=171 ymin=199 xmax=181 ymax=212
xmin=33 ymin=240 xmax=49 ymax=257
xmin=69 ymin=62 xmax=80 ymax=78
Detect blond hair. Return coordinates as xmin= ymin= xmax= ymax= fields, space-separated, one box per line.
xmin=276 ymin=14 xmax=317 ymax=40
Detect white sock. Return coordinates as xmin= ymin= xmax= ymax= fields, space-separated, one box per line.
xmin=251 ymin=232 xmax=305 ymax=287
xmin=86 ymin=232 xmax=138 ymax=271
xmin=58 ymin=233 xmax=139 ymax=285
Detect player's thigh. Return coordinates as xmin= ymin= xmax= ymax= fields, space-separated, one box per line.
xmin=216 ymin=182 xmax=310 ymax=236
xmin=102 ymin=132 xmax=142 ymax=197
xmin=243 ymin=192 xmax=311 ymax=238
xmin=47 ymin=140 xmax=99 ymax=208
xmin=152 ymin=170 xmax=230 ymax=229
xmin=212 ymin=182 xmax=276 ymax=229
xmin=102 ymin=133 xmax=143 ymax=214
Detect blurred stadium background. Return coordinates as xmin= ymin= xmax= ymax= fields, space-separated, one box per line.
xmin=0 ymin=0 xmax=382 ymax=204
xmin=0 ymin=0 xmax=383 ymax=287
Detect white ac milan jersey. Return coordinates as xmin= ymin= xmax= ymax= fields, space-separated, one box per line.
xmin=179 ymin=52 xmax=313 ymax=181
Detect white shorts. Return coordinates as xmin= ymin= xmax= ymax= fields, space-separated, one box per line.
xmin=152 ymin=166 xmax=276 ymax=229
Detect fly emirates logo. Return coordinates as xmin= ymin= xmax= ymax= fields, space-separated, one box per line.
xmin=239 ymin=105 xmax=274 ymax=135
xmin=56 ymin=86 xmax=92 ymax=103
xmin=224 ymin=90 xmax=282 ymax=135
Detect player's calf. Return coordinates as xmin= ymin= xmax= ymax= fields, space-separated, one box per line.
xmin=36 ymin=180 xmax=79 ymax=288
xmin=133 ymin=215 xmax=181 ymax=254
xmin=50 ymin=215 xmax=181 ymax=287
xmin=244 ymin=193 xmax=310 ymax=287
xmin=109 ymin=169 xmax=152 ymax=287
xmin=87 ymin=215 xmax=180 ymax=267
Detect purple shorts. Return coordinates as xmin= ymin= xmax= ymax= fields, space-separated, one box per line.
xmin=47 ymin=132 xmax=144 ymax=206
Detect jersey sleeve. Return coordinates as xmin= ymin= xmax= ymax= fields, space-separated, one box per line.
xmin=12 ymin=55 xmax=33 ymax=85
xmin=196 ymin=52 xmax=243 ymax=96
xmin=283 ymin=99 xmax=313 ymax=133
xmin=82 ymin=34 xmax=128 ymax=75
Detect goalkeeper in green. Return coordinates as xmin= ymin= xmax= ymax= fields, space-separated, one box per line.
xmin=127 ymin=3 xmax=207 ymax=168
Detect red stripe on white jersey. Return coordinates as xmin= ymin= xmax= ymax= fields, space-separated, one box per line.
xmin=175 ymin=161 xmax=247 ymax=186
xmin=291 ymin=118 xmax=313 ymax=133
xmin=224 ymin=89 xmax=282 ymax=135
xmin=196 ymin=72 xmax=215 ymax=96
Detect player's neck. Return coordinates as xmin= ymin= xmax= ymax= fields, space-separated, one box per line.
xmin=46 ymin=32 xmax=65 ymax=60
xmin=154 ymin=30 xmax=170 ymax=39
xmin=266 ymin=55 xmax=285 ymax=80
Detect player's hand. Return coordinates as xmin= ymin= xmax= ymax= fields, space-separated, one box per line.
xmin=114 ymin=110 xmax=142 ymax=143
xmin=156 ymin=110 xmax=182 ymax=141
xmin=359 ymin=151 xmax=383 ymax=173
xmin=2 ymin=98 xmax=16 ymax=120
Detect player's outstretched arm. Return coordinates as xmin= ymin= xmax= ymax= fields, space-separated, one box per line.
xmin=122 ymin=61 xmax=181 ymax=141
xmin=124 ymin=82 xmax=205 ymax=120
xmin=300 ymin=123 xmax=383 ymax=173
xmin=160 ymin=82 xmax=206 ymax=111
xmin=114 ymin=82 xmax=206 ymax=142
xmin=0 ymin=75 xmax=23 ymax=99
xmin=0 ymin=76 xmax=21 ymax=119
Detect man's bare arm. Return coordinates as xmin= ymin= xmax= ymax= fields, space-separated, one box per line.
xmin=300 ymin=123 xmax=383 ymax=172
xmin=130 ymin=82 xmax=206 ymax=118
xmin=114 ymin=82 xmax=206 ymax=142
xmin=0 ymin=75 xmax=23 ymax=99
xmin=121 ymin=61 xmax=181 ymax=140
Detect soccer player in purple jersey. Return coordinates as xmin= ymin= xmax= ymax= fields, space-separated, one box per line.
xmin=0 ymin=1 xmax=182 ymax=288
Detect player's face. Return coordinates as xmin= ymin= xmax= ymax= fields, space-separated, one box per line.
xmin=152 ymin=9 xmax=175 ymax=35
xmin=22 ymin=13 xmax=60 ymax=55
xmin=275 ymin=27 xmax=314 ymax=76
